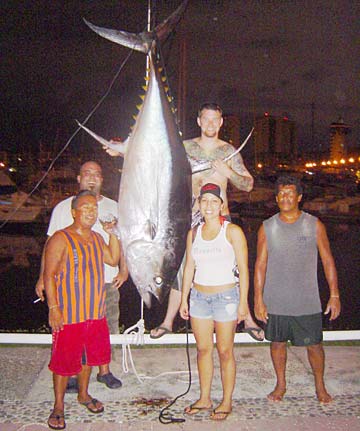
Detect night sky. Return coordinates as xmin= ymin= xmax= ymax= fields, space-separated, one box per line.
xmin=1 ymin=0 xmax=359 ymax=157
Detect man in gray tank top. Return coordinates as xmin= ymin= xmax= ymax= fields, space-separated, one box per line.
xmin=254 ymin=175 xmax=341 ymax=404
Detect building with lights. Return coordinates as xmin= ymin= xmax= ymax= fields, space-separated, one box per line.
xmin=254 ymin=113 xmax=297 ymax=167
xmin=330 ymin=118 xmax=351 ymax=161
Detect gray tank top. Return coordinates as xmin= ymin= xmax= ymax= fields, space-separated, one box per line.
xmin=263 ymin=211 xmax=322 ymax=316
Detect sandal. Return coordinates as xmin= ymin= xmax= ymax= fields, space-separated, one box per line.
xmin=79 ymin=398 xmax=104 ymax=414
xmin=210 ymin=409 xmax=232 ymax=421
xmin=184 ymin=403 xmax=213 ymax=416
xmin=48 ymin=410 xmax=66 ymax=430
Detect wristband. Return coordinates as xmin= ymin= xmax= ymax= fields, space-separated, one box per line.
xmin=330 ymin=295 xmax=339 ymax=298
xmin=49 ymin=304 xmax=59 ymax=310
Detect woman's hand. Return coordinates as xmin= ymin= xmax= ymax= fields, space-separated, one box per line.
xmin=237 ymin=302 xmax=250 ymax=324
xmin=179 ymin=301 xmax=189 ymax=320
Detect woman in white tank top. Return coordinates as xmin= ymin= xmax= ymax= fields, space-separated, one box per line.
xmin=180 ymin=183 xmax=250 ymax=421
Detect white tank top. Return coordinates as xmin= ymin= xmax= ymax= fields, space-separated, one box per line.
xmin=191 ymin=221 xmax=236 ymax=286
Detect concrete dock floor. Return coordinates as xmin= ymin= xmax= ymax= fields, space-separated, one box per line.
xmin=1 ymin=342 xmax=359 ymax=430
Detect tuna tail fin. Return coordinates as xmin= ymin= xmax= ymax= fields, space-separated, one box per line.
xmin=83 ymin=0 xmax=189 ymax=53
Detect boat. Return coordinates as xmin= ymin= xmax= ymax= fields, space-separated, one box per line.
xmin=0 ymin=171 xmax=44 ymax=224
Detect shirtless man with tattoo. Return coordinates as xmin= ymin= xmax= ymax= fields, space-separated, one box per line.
xmin=150 ymin=103 xmax=264 ymax=341
xmin=105 ymin=103 xmax=264 ymax=340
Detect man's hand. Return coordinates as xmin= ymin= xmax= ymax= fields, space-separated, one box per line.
xmin=103 ymin=145 xmax=123 ymax=157
xmin=255 ymin=300 xmax=268 ymax=324
xmin=211 ymin=159 xmax=232 ymax=178
xmin=48 ymin=307 xmax=64 ymax=332
xmin=324 ymin=297 xmax=341 ymax=320
xmin=112 ymin=272 xmax=128 ymax=289
xmin=35 ymin=279 xmax=45 ymax=301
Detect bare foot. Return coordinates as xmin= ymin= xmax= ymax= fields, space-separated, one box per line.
xmin=267 ymin=386 xmax=286 ymax=402
xmin=48 ymin=409 xmax=65 ymax=430
xmin=317 ymin=389 xmax=333 ymax=404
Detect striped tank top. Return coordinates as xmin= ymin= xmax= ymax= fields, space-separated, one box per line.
xmin=56 ymin=230 xmax=106 ymax=324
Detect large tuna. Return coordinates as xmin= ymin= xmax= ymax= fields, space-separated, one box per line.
xmin=80 ymin=1 xmax=192 ymax=306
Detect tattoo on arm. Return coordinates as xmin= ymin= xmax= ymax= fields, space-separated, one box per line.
xmin=229 ymin=153 xmax=253 ymax=192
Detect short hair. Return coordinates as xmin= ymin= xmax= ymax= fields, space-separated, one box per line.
xmin=71 ymin=190 xmax=97 ymax=209
xmin=197 ymin=102 xmax=223 ymax=117
xmin=275 ymin=175 xmax=303 ymax=195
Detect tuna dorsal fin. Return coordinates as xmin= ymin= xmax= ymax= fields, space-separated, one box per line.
xmin=83 ymin=0 xmax=189 ymax=54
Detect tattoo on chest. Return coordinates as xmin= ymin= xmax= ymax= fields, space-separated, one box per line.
xmin=185 ymin=141 xmax=233 ymax=161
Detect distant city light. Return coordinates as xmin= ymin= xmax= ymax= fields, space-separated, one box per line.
xmin=321 ymin=161 xmax=326 ymax=166
xmin=340 ymin=159 xmax=345 ymax=164
xmin=327 ymin=161 xmax=331 ymax=165
xmin=9 ymin=167 xmax=16 ymax=172
xmin=257 ymin=163 xmax=263 ymax=168
xmin=333 ymin=160 xmax=338 ymax=165
xmin=0 ymin=162 xmax=5 ymax=168
xmin=349 ymin=157 xmax=354 ymax=163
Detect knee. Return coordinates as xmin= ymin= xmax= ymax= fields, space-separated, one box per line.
xmin=271 ymin=341 xmax=287 ymax=351
xmin=307 ymin=343 xmax=323 ymax=354
xmin=217 ymin=347 xmax=234 ymax=363
xmin=197 ymin=345 xmax=213 ymax=358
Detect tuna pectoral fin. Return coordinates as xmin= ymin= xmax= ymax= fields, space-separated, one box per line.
xmin=76 ymin=121 xmax=128 ymax=155
xmin=145 ymin=220 xmax=157 ymax=241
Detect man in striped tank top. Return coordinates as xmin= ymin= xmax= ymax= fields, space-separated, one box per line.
xmin=44 ymin=190 xmax=120 ymax=430
xmin=36 ymin=161 xmax=127 ymax=392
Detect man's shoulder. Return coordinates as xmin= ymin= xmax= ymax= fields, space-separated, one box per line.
xmin=98 ymin=195 xmax=117 ymax=213
xmin=183 ymin=138 xmax=199 ymax=148
xmin=50 ymin=196 xmax=73 ymax=218
xmin=263 ymin=213 xmax=279 ymax=226
xmin=99 ymin=195 xmax=117 ymax=205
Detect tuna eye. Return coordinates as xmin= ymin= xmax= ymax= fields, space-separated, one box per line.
xmin=154 ymin=276 xmax=163 ymax=286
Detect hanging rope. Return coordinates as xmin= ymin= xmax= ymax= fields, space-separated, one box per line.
xmin=0 ymin=49 xmax=133 ymax=231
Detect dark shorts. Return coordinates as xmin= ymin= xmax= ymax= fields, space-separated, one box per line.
xmin=265 ymin=313 xmax=323 ymax=346
xmin=49 ymin=318 xmax=111 ymax=376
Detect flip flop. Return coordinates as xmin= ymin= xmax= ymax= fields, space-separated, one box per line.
xmin=79 ymin=398 xmax=104 ymax=414
xmin=210 ymin=409 xmax=231 ymax=421
xmin=150 ymin=326 xmax=172 ymax=339
xmin=47 ymin=411 xmax=66 ymax=430
xmin=241 ymin=327 xmax=264 ymax=341
xmin=184 ymin=403 xmax=213 ymax=416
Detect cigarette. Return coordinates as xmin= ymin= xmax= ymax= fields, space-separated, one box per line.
xmin=33 ymin=298 xmax=41 ymax=303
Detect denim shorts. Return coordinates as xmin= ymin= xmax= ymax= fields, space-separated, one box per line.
xmin=189 ymin=286 xmax=239 ymax=322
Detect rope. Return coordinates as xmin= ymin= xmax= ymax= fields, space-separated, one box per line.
xmin=0 ymin=49 xmax=133 ymax=231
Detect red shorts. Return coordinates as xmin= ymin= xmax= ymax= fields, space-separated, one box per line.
xmin=48 ymin=318 xmax=111 ymax=376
